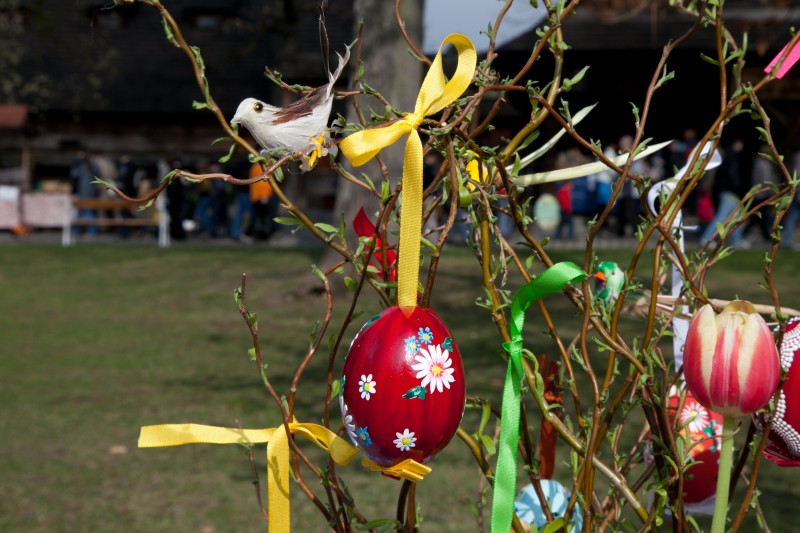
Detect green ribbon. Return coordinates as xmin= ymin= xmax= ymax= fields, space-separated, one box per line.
xmin=491 ymin=262 xmax=586 ymax=533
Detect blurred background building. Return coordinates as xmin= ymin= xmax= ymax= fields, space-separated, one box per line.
xmin=0 ymin=0 xmax=798 ymax=231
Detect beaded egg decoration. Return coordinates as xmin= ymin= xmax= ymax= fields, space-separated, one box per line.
xmin=760 ymin=318 xmax=800 ymax=466
xmin=339 ymin=306 xmax=466 ymax=467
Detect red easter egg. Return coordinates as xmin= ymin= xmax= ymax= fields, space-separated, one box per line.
xmin=646 ymin=388 xmax=722 ymax=507
xmin=339 ymin=305 xmax=466 ymax=467
xmin=759 ymin=318 xmax=800 ymax=466
xmin=666 ymin=390 xmax=722 ymax=504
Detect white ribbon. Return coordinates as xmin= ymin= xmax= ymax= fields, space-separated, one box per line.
xmin=646 ymin=141 xmax=721 ymax=371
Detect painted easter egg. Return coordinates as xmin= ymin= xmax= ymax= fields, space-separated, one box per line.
xmin=646 ymin=387 xmax=722 ymax=511
xmin=666 ymin=389 xmax=722 ymax=506
xmin=514 ymin=480 xmax=583 ymax=533
xmin=532 ymin=193 xmax=561 ymax=233
xmin=339 ymin=305 xmax=466 ymax=467
xmin=759 ymin=318 xmax=800 ymax=466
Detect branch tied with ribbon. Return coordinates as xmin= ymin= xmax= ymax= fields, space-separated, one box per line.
xmin=138 ymin=420 xmax=359 ymax=533
xmin=138 ymin=36 xmax=477 ymax=531
xmin=339 ymin=33 xmax=477 ymax=308
xmin=491 ymin=262 xmax=587 ymax=533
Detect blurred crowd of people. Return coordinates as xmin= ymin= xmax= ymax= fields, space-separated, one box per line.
xmin=68 ymin=128 xmax=800 ymax=250
xmin=533 ymin=129 xmax=800 ymax=250
xmin=70 ymin=149 xmax=279 ymax=243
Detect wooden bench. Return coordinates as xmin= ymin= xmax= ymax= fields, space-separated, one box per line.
xmin=62 ymin=196 xmax=169 ymax=247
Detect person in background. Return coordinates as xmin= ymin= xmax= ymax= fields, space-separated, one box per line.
xmin=555 ymin=181 xmax=574 ymax=240
xmin=780 ymin=149 xmax=800 ymax=250
xmin=116 ymin=154 xmax=138 ymax=238
xmin=207 ymin=163 xmax=229 ymax=238
xmin=745 ymin=145 xmax=780 ymax=243
xmin=70 ymin=150 xmax=101 ymax=236
xmin=227 ymin=155 xmax=254 ymax=242
xmin=587 ymin=143 xmax=615 ymax=229
xmin=160 ymin=156 xmax=188 ymax=241
xmin=699 ymin=139 xmax=747 ymax=248
xmin=248 ymin=162 xmax=277 ymax=241
xmin=781 ymin=189 xmax=800 ymax=250
xmin=615 ymin=135 xmax=644 ymax=238
xmin=193 ymin=179 xmax=213 ymax=237
xmin=695 ymin=180 xmax=715 ymax=238
xmin=494 ymin=183 xmax=515 ymax=238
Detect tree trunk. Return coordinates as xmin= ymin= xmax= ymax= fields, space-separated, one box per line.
xmin=320 ymin=0 xmax=423 ymax=271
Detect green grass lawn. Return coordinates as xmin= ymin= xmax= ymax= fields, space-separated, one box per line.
xmin=2 ymin=243 xmax=800 ymax=532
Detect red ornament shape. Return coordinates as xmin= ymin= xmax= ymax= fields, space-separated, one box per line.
xmin=340 ymin=306 xmax=466 ymax=467
xmin=666 ymin=390 xmax=722 ymax=504
xmin=760 ymin=318 xmax=800 ymax=466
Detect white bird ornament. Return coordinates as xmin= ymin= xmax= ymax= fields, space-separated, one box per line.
xmin=231 ymin=1 xmax=349 ymax=170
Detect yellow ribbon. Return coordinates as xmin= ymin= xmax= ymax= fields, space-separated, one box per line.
xmin=139 ymin=420 xmax=359 ymax=533
xmin=339 ymin=34 xmax=476 ymax=308
xmin=361 ymin=457 xmax=432 ymax=482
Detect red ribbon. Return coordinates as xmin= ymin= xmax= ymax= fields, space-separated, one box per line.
xmin=537 ymin=355 xmax=561 ymax=480
xmin=353 ymin=207 xmax=397 ymax=281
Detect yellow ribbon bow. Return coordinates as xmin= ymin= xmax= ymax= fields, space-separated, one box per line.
xmin=139 ymin=420 xmax=359 ymax=533
xmin=361 ymin=457 xmax=432 ymax=482
xmin=339 ymin=34 xmax=476 ymax=308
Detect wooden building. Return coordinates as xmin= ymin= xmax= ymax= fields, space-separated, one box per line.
xmin=2 ymin=0 xmax=799 ymax=200
xmin=0 ymin=0 xmax=353 ymax=203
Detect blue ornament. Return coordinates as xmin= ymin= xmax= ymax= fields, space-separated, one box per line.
xmin=514 ymin=480 xmax=583 ymax=533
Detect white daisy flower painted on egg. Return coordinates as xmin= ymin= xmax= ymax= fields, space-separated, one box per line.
xmin=339 ymin=397 xmax=359 ymax=446
xmin=680 ymin=399 xmax=710 ymax=434
xmin=411 ymin=343 xmax=455 ymax=394
xmin=358 ymin=374 xmax=377 ymax=400
xmin=393 ymin=428 xmax=417 ymax=451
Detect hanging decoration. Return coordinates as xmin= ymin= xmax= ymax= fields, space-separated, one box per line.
xmin=336 ymin=34 xmax=477 ymax=477
xmin=490 ymin=262 xmax=587 ymax=533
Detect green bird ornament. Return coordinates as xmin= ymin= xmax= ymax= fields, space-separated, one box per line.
xmin=593 ymin=261 xmax=625 ymax=305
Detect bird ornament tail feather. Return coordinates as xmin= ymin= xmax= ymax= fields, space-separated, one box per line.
xmin=319 ymin=0 xmax=351 ymax=97
xmin=231 ymin=0 xmax=349 ymax=170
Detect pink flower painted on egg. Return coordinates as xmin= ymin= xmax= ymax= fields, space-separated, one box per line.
xmin=680 ymin=399 xmax=711 ymax=434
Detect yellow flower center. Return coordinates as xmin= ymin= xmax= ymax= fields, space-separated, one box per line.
xmin=402 ymin=437 xmax=410 ymax=446
xmin=432 ymin=364 xmax=441 ymax=376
